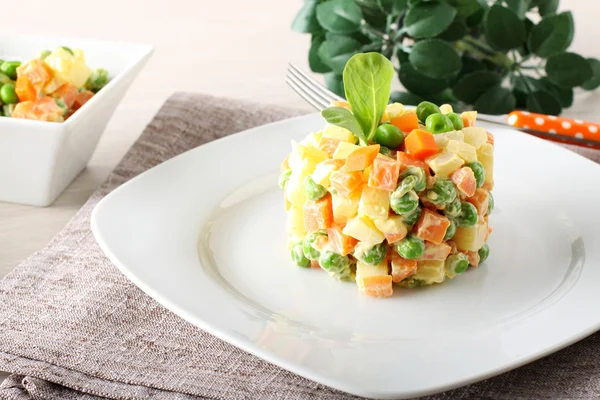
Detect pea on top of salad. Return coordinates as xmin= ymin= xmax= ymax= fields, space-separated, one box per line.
xmin=0 ymin=46 xmax=109 ymax=122
xmin=279 ymin=52 xmax=494 ymax=298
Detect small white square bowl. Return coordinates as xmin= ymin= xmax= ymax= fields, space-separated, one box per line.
xmin=0 ymin=34 xmax=153 ymax=206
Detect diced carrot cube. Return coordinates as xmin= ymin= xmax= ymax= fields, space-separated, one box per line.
xmin=16 ymin=59 xmax=52 ymax=89
xmin=461 ymin=250 xmax=480 ymax=267
xmin=330 ymin=170 xmax=363 ymax=197
xmin=385 ymin=232 xmax=406 ymax=244
xmin=391 ymin=252 xmax=417 ymax=282
xmin=52 ymin=83 xmax=79 ymax=109
xmin=368 ymin=155 xmax=400 ymax=191
xmin=327 ymin=224 xmax=358 ymax=255
xmin=310 ymin=260 xmax=321 ymax=269
xmin=72 ymin=90 xmax=94 ymax=111
xmin=396 ymin=151 xmax=431 ymax=176
xmin=417 ymin=241 xmax=452 ymax=261
xmin=319 ymin=137 xmax=342 ymax=158
xmin=15 ymin=76 xmax=37 ymax=102
xmin=362 ymin=275 xmax=393 ymax=298
xmin=344 ymin=145 xmax=380 ymax=171
xmin=467 ymin=188 xmax=490 ymax=217
xmin=487 ymin=132 xmax=495 ymax=145
xmin=331 ymin=100 xmax=351 ymax=111
xmin=303 ymin=195 xmax=333 ymax=233
xmin=404 ymin=129 xmax=441 ymax=160
xmin=462 ymin=116 xmax=475 ymax=127
xmin=414 ymin=209 xmax=451 ymax=244
xmin=390 ymin=112 xmax=419 ymax=133
xmin=450 ymin=167 xmax=476 ymax=197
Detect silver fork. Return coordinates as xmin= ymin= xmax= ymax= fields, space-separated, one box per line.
xmin=285 ymin=63 xmax=343 ymax=111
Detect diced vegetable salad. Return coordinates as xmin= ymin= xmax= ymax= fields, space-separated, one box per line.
xmin=0 ymin=46 xmax=109 ymax=122
xmin=279 ymin=53 xmax=494 ymax=298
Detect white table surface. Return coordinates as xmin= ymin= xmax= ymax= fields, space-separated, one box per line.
xmin=1 ymin=0 xmax=599 ymax=385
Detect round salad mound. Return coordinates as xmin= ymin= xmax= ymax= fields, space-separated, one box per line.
xmin=279 ymin=52 xmax=494 ymax=298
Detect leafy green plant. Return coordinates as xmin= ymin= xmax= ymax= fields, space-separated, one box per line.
xmin=292 ymin=0 xmax=599 ymax=115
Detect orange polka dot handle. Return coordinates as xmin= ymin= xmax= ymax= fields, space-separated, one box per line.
xmin=507 ymin=111 xmax=600 ymax=149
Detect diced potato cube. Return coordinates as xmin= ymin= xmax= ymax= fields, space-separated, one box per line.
xmin=426 ymin=151 xmax=465 ymax=178
xmin=333 ymin=142 xmax=361 ymax=159
xmin=302 ymin=131 xmax=323 ymax=149
xmin=373 ymin=215 xmax=408 ymax=243
xmin=343 ymin=215 xmax=385 ymax=246
xmin=359 ymin=186 xmax=391 ymax=219
xmin=323 ymin=124 xmax=356 ymax=143
xmin=446 ymin=140 xmax=478 ymax=163
xmin=440 ymin=104 xmax=453 ymax=114
xmin=312 ymin=159 xmax=344 ymax=188
xmin=433 ymin=130 xmax=465 ymax=148
xmin=462 ymin=127 xmax=488 ymax=149
xmin=413 ymin=260 xmax=446 ymax=285
xmin=453 ymin=222 xmax=488 ymax=251
xmin=332 ymin=190 xmax=360 ymax=223
xmin=289 ymin=141 xmax=328 ymax=173
xmin=285 ymin=170 xmax=307 ymax=207
xmin=477 ymin=143 xmax=494 ymax=185
xmin=287 ymin=206 xmax=306 ymax=238
xmin=386 ymin=103 xmax=404 ymax=119
xmin=356 ymin=260 xmax=393 ymax=298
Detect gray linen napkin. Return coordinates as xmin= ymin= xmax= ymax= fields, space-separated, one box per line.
xmin=1 ymin=92 xmax=600 ymax=400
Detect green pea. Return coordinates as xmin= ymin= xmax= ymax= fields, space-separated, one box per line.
xmin=304 ymin=176 xmax=327 ymax=201
xmin=0 ymin=83 xmax=18 ymax=104
xmin=444 ymin=198 xmax=462 ymax=219
xmin=379 ymin=146 xmax=393 ymax=156
xmin=427 ymin=178 xmax=457 ymax=205
xmin=2 ymin=104 xmax=14 ymax=117
xmin=446 ymin=112 xmax=464 ymax=130
xmin=456 ymin=202 xmax=478 ymax=228
xmin=390 ymin=190 xmax=419 ymax=215
xmin=279 ymin=170 xmax=292 ymax=190
xmin=425 ymin=113 xmax=454 ymax=134
xmin=356 ymin=243 xmax=387 ymax=265
xmin=0 ymin=61 xmax=21 ymax=80
xmin=466 ymin=161 xmax=486 ymax=188
xmin=399 ymin=166 xmax=426 ymax=192
xmin=402 ymin=205 xmax=422 ymax=226
xmin=445 ymin=253 xmax=469 ymax=278
xmin=402 ymin=277 xmax=426 ymax=288
xmin=0 ymin=72 xmax=12 ymax=85
xmin=303 ymin=231 xmax=327 ymax=260
xmin=395 ymin=235 xmax=425 ymax=260
xmin=486 ymin=191 xmax=494 ymax=216
xmin=374 ymin=123 xmax=404 ymax=149
xmin=478 ymin=243 xmax=490 ymax=264
xmin=291 ymin=242 xmax=310 ymax=267
xmin=319 ymin=250 xmax=353 ymax=281
xmin=444 ymin=219 xmax=457 ymax=241
xmin=85 ymin=68 xmax=109 ymax=93
xmin=394 ymin=175 xmax=417 ymax=197
xmin=416 ymin=101 xmax=441 ymax=123
xmin=39 ymin=50 xmax=51 ymax=59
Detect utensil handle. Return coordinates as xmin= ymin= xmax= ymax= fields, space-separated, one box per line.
xmin=507 ymin=111 xmax=600 ymax=141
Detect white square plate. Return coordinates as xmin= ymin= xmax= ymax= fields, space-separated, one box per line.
xmin=91 ymin=113 xmax=599 ymax=399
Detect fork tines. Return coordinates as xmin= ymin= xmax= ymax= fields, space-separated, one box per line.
xmin=286 ymin=63 xmax=344 ymax=111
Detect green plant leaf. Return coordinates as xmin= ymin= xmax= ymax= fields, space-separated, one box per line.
xmin=452 ymin=70 xmax=502 ymax=103
xmin=316 ymin=0 xmax=363 ymax=34
xmin=409 ymin=39 xmax=462 ymax=79
xmin=456 ymin=55 xmax=486 ymax=79
xmin=430 ymin=88 xmax=460 ymax=111
xmin=446 ymin=0 xmax=481 ymax=18
xmin=484 ymin=5 xmax=527 ymax=51
xmin=528 ymin=12 xmax=574 ymax=58
xmin=343 ymin=53 xmax=395 ymax=140
xmin=438 ymin=19 xmax=468 ymax=41
xmin=474 ymin=85 xmax=516 ymax=115
xmin=399 ymin=62 xmax=450 ymax=96
xmin=538 ymin=77 xmax=573 ymax=107
xmin=405 ymin=2 xmax=457 ymax=38
xmin=505 ymin=0 xmax=529 ymax=19
xmin=581 ymin=58 xmax=600 ymax=91
xmin=321 ymin=106 xmax=367 ymax=144
xmin=466 ymin=0 xmax=487 ymax=26
xmin=309 ymin=35 xmax=332 ymax=73
xmin=390 ymin=91 xmax=424 ymax=105
xmin=292 ymin=0 xmax=322 ymax=33
xmin=537 ymin=0 xmax=559 ymax=16
xmin=360 ymin=5 xmax=388 ymax=30
xmin=526 ymin=91 xmax=562 ymax=115
xmin=318 ymin=35 xmax=362 ymax=74
xmin=546 ymin=52 xmax=593 ymax=88
xmin=392 ymin=0 xmax=408 ymax=14
xmin=324 ymin=72 xmax=345 ymax=97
